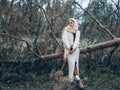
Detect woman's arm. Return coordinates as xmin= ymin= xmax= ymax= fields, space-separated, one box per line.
xmin=62 ymin=29 xmax=70 ymax=49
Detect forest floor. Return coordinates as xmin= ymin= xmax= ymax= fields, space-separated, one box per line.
xmin=0 ymin=74 xmax=120 ymax=90
xmin=0 ymin=81 xmax=98 ymax=90
xmin=0 ymin=61 xmax=120 ymax=90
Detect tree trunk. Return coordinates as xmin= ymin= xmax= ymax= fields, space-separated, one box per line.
xmin=40 ymin=38 xmax=120 ymax=60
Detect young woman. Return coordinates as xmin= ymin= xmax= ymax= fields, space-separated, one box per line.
xmin=62 ymin=18 xmax=84 ymax=88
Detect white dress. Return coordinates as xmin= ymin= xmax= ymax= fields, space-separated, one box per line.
xmin=62 ymin=27 xmax=80 ymax=82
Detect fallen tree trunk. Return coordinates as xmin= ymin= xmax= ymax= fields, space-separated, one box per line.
xmin=80 ymin=38 xmax=120 ymax=53
xmin=40 ymin=38 xmax=120 ymax=60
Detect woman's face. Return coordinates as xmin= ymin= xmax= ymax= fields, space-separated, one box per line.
xmin=68 ymin=20 xmax=74 ymax=28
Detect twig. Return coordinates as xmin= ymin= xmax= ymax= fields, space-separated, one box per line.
xmin=0 ymin=33 xmax=30 ymax=49
xmin=37 ymin=47 xmax=43 ymax=56
xmin=111 ymin=0 xmax=120 ymax=9
xmin=74 ymin=1 xmax=116 ymax=39
xmin=60 ymin=60 xmax=66 ymax=71
xmin=106 ymin=45 xmax=118 ymax=67
xmin=0 ymin=33 xmax=42 ymax=59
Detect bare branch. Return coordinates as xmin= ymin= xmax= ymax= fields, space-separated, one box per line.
xmin=74 ymin=1 xmax=116 ymax=39
xmin=27 ymin=1 xmax=64 ymax=52
xmin=0 ymin=33 xmax=42 ymax=59
xmin=111 ymin=0 xmax=120 ymax=9
xmin=106 ymin=45 xmax=118 ymax=67
xmin=0 ymin=33 xmax=30 ymax=50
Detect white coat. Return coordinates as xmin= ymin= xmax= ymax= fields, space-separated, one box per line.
xmin=62 ymin=26 xmax=80 ymax=82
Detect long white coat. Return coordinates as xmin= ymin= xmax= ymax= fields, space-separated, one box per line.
xmin=62 ymin=27 xmax=80 ymax=82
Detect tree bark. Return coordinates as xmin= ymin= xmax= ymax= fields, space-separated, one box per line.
xmin=40 ymin=38 xmax=120 ymax=60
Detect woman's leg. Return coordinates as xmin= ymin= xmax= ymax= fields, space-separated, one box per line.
xmin=74 ymin=61 xmax=80 ymax=80
xmin=74 ymin=62 xmax=78 ymax=75
xmin=75 ymin=49 xmax=84 ymax=88
xmin=68 ymin=56 xmax=75 ymax=82
xmin=73 ymin=48 xmax=80 ymax=80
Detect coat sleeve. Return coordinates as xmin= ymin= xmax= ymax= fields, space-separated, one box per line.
xmin=62 ymin=29 xmax=70 ymax=49
xmin=73 ymin=31 xmax=80 ymax=49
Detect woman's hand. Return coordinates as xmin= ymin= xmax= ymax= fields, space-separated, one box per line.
xmin=69 ymin=48 xmax=75 ymax=54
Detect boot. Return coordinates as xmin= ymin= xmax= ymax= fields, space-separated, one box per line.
xmin=76 ymin=80 xmax=84 ymax=89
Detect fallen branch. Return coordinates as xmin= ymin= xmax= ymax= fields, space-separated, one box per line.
xmin=39 ymin=38 xmax=120 ymax=60
xmin=1 ymin=33 xmax=120 ymax=60
xmin=80 ymin=38 xmax=120 ymax=53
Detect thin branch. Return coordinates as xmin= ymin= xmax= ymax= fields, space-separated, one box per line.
xmin=28 ymin=1 xmax=64 ymax=52
xmin=60 ymin=60 xmax=66 ymax=71
xmin=106 ymin=45 xmax=118 ymax=67
xmin=74 ymin=1 xmax=116 ymax=39
xmin=0 ymin=33 xmax=30 ymax=50
xmin=0 ymin=33 xmax=42 ymax=59
xmin=111 ymin=0 xmax=120 ymax=9
xmin=37 ymin=47 xmax=43 ymax=56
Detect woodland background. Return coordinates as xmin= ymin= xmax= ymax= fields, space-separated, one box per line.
xmin=0 ymin=0 xmax=120 ymax=90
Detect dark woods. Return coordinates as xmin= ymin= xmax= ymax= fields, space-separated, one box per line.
xmin=0 ymin=0 xmax=120 ymax=90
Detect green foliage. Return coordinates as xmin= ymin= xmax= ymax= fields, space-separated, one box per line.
xmin=80 ymin=38 xmax=98 ymax=47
